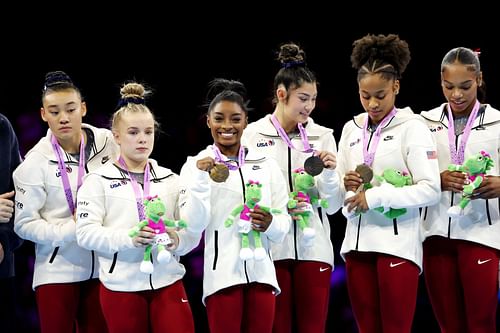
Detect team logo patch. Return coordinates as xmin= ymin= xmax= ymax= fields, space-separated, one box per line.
xmin=349 ymin=138 xmax=361 ymax=147
xmin=426 ymin=151 xmax=437 ymax=159
xmin=110 ymin=180 xmax=123 ymax=189
xmin=55 ymin=166 xmax=72 ymax=177
xmin=101 ymin=156 xmax=110 ymax=164
xmin=16 ymin=185 xmax=26 ymax=195
xmin=429 ymin=125 xmax=444 ymax=132
xmin=256 ymin=139 xmax=275 ymax=148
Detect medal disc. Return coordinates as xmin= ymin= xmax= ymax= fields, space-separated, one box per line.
xmin=355 ymin=164 xmax=373 ymax=183
xmin=304 ymin=156 xmax=324 ymax=176
xmin=209 ymin=163 xmax=230 ymax=183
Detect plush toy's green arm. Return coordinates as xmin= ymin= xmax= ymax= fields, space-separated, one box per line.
xmin=448 ymin=164 xmax=465 ymax=172
xmin=225 ymin=204 xmax=244 ymax=227
xmin=128 ymin=220 xmax=149 ymax=237
xmin=259 ymin=206 xmax=282 ymax=215
xmin=164 ymin=219 xmax=187 ymax=228
xmin=310 ymin=196 xmax=328 ymax=209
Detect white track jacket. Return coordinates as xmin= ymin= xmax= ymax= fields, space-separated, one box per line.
xmin=420 ymin=103 xmax=500 ymax=251
xmin=13 ymin=124 xmax=118 ymax=288
xmin=336 ymin=107 xmax=441 ymax=270
xmin=242 ymin=115 xmax=342 ymax=267
xmin=76 ymin=159 xmax=200 ymax=292
xmin=179 ymin=146 xmax=291 ymax=304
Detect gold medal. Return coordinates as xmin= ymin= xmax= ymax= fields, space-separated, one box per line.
xmin=209 ymin=163 xmax=230 ymax=183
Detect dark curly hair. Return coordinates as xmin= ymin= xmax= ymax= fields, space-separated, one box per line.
xmin=351 ymin=34 xmax=411 ymax=82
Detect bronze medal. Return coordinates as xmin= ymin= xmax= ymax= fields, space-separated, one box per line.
xmin=209 ymin=163 xmax=230 ymax=183
xmin=355 ymin=163 xmax=373 ymax=185
xmin=304 ymin=156 xmax=324 ymax=176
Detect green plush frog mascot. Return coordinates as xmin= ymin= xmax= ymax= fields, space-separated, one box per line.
xmin=447 ymin=151 xmax=494 ymax=218
xmin=288 ymin=168 xmax=328 ymax=247
xmin=373 ymin=168 xmax=413 ymax=219
xmin=225 ymin=180 xmax=281 ymax=261
xmin=129 ymin=195 xmax=187 ymax=273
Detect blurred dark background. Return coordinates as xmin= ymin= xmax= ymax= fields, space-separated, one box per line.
xmin=2 ymin=10 xmax=499 ymax=332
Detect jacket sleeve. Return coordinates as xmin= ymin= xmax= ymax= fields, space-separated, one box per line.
xmin=13 ymin=153 xmax=76 ymax=246
xmin=316 ymin=132 xmax=343 ymax=215
xmin=168 ymin=172 xmax=203 ymax=256
xmin=178 ymin=157 xmax=212 ymax=237
xmin=0 ymin=120 xmax=23 ymax=255
xmin=76 ymin=174 xmax=134 ymax=253
xmin=365 ymin=120 xmax=441 ymax=209
xmin=264 ymin=159 xmax=291 ymax=243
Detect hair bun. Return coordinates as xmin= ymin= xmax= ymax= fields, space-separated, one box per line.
xmin=44 ymin=71 xmax=73 ymax=89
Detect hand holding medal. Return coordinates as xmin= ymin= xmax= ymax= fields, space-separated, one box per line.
xmin=209 ymin=163 xmax=230 ymax=183
xmin=196 ymin=156 xmax=231 ymax=183
xmin=304 ymin=154 xmax=324 ymax=176
xmin=342 ymin=164 xmax=373 ymax=218
xmin=208 ymin=145 xmax=245 ymax=183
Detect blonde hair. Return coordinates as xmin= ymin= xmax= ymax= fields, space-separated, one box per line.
xmin=111 ymin=82 xmax=158 ymax=131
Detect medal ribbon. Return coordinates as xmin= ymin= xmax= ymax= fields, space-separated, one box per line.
xmin=362 ymin=108 xmax=397 ymax=167
xmin=212 ymin=145 xmax=245 ymax=170
xmin=447 ymin=100 xmax=480 ymax=164
xmin=271 ymin=114 xmax=313 ymax=153
xmin=51 ymin=134 xmax=85 ymax=215
xmin=118 ymin=157 xmax=150 ymax=220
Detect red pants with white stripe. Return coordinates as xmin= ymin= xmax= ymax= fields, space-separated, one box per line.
xmin=205 ymin=283 xmax=276 ymax=333
xmin=345 ymin=251 xmax=419 ymax=333
xmin=99 ymin=279 xmax=194 ymax=333
xmin=272 ymin=259 xmax=332 ymax=333
xmin=424 ymin=236 xmax=499 ymax=333
xmin=35 ymin=278 xmax=107 ymax=333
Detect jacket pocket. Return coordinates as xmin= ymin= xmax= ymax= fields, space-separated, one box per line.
xmin=48 ymin=247 xmax=59 ymax=264
xmin=108 ymin=253 xmax=118 ymax=273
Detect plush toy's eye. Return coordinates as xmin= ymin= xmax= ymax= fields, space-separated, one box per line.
xmin=478 ymin=156 xmax=484 ymax=161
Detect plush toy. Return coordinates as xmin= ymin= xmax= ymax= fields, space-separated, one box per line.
xmin=288 ymin=168 xmax=328 ymax=247
xmin=129 ymin=195 xmax=187 ymax=273
xmin=447 ymin=151 xmax=494 ymax=218
xmin=225 ymin=180 xmax=281 ymax=261
xmin=373 ymin=168 xmax=412 ymax=219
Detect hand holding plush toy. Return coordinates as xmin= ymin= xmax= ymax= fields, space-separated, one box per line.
xmin=447 ymin=151 xmax=494 ymax=218
xmin=225 ymin=180 xmax=281 ymax=261
xmin=129 ymin=196 xmax=187 ymax=273
xmin=289 ymin=168 xmax=328 ymax=247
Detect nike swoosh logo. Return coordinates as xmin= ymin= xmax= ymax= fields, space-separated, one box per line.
xmin=319 ymin=267 xmax=329 ymax=272
xmin=477 ymin=258 xmax=492 ymax=265
xmin=390 ymin=262 xmax=405 ymax=268
xmin=181 ymin=298 xmax=189 ymax=303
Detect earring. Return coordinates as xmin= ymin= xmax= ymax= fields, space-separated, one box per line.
xmin=395 ymin=90 xmax=399 ymax=95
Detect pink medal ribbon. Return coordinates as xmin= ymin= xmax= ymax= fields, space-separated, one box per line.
xmin=51 ymin=134 xmax=85 ymax=215
xmin=271 ymin=114 xmax=314 ymax=153
xmin=362 ymin=108 xmax=397 ymax=167
xmin=212 ymin=145 xmax=245 ymax=170
xmin=118 ymin=157 xmax=150 ymax=220
xmin=447 ymin=100 xmax=480 ymax=164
